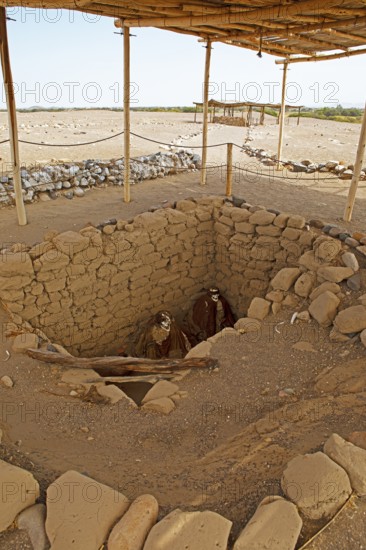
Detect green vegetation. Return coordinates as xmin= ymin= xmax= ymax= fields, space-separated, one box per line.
xmin=289 ymin=105 xmax=363 ymax=123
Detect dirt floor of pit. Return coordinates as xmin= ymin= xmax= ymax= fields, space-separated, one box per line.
xmin=1 ymin=298 xmax=366 ymax=548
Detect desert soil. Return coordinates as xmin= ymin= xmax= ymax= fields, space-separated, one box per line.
xmin=0 ymin=110 xmax=366 ymax=548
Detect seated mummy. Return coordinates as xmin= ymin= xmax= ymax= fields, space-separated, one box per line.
xmin=185 ymin=287 xmax=235 ymax=344
xmin=133 ymin=311 xmax=191 ymax=359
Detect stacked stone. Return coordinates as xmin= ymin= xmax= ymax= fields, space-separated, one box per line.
xmin=213 ymin=115 xmax=247 ymax=127
xmin=1 ymin=196 xmax=366 ymax=355
xmin=1 ymin=430 xmax=366 ymax=548
xmin=0 ymin=198 xmax=218 ymax=357
xmin=241 ymin=144 xmax=366 ymax=178
xmin=214 ymin=203 xmax=315 ymax=313
xmin=0 ymin=150 xmax=201 ymax=206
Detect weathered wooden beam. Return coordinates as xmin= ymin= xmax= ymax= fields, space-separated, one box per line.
xmin=275 ymin=47 xmax=366 ymax=64
xmin=27 ymin=348 xmax=218 ymax=374
xmin=277 ymin=61 xmax=288 ymax=169
xmin=123 ymin=24 xmax=131 ymax=203
xmin=0 ymin=7 xmax=27 ymax=226
xmin=201 ymin=39 xmax=212 ymax=186
xmin=326 ymin=28 xmax=366 ymax=44
xmin=262 ymin=16 xmax=366 ymax=39
xmin=344 ymin=101 xmax=366 ymax=222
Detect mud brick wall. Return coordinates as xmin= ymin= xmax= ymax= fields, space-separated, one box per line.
xmin=214 ymin=205 xmax=315 ymax=313
xmin=0 ymin=197 xmax=221 ymax=356
xmin=0 ymin=197 xmax=321 ymax=356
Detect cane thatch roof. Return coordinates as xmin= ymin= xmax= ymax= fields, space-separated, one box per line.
xmin=3 ymin=0 xmax=366 ymax=60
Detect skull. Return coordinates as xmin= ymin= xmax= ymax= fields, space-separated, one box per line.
xmin=209 ymin=287 xmax=220 ymax=303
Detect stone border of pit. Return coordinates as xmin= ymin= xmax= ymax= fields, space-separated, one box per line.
xmin=0 ymin=426 xmax=365 ymax=549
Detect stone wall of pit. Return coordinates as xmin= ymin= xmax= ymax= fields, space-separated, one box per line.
xmin=0 ymin=197 xmax=352 ymax=355
xmin=0 ymin=198 xmax=221 ymax=356
xmin=214 ymin=206 xmax=315 ymax=313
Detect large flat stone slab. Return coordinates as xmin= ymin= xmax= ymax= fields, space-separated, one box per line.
xmin=0 ymin=459 xmax=39 ymax=532
xmin=233 ymin=496 xmax=302 ymax=550
xmin=45 ymin=470 xmax=129 ymax=550
xmin=143 ymin=509 xmax=232 ymax=550
xmin=281 ymin=452 xmax=352 ymax=520
xmin=324 ymin=433 xmax=366 ymax=496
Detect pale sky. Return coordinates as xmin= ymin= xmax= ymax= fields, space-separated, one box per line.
xmin=1 ymin=7 xmax=365 ymax=109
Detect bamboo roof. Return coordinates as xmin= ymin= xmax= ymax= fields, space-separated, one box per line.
xmin=194 ymin=100 xmax=303 ymax=109
xmin=3 ymin=0 xmax=366 ymax=61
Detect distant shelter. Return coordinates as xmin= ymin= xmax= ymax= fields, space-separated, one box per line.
xmin=193 ymin=100 xmax=303 ymax=127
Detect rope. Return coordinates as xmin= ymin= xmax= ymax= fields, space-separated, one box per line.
xmin=233 ymin=163 xmax=341 ymax=182
xmin=130 ymin=131 xmax=232 ymax=149
xmin=298 ymin=492 xmax=355 ymax=550
xmin=0 ymin=131 xmax=124 ymax=148
xmin=0 ymin=128 xmax=343 ymax=183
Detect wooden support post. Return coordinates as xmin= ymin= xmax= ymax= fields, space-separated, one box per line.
xmin=260 ymin=106 xmax=265 ymax=125
xmin=297 ymin=106 xmax=301 ymax=126
xmin=0 ymin=8 xmax=27 ymax=226
xmin=123 ymin=25 xmax=131 ymax=203
xmin=226 ymin=143 xmax=233 ymax=197
xmin=344 ymin=101 xmax=366 ymax=222
xmin=277 ymin=61 xmax=288 ymax=169
xmin=194 ymin=104 xmax=197 ymax=123
xmin=201 ymin=39 xmax=212 ymax=186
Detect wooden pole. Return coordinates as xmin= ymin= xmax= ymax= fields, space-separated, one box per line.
xmin=277 ymin=61 xmax=289 ymax=169
xmin=201 ymin=39 xmax=212 ymax=186
xmin=343 ymin=102 xmax=366 ymax=222
xmin=194 ymin=104 xmax=197 ymax=123
xmin=297 ymin=106 xmax=301 ymax=126
xmin=0 ymin=8 xmax=27 ymax=226
xmin=123 ymin=25 xmax=131 ymax=203
xmin=226 ymin=143 xmax=233 ymax=197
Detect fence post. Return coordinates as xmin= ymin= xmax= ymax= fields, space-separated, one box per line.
xmin=226 ymin=143 xmax=233 ymax=197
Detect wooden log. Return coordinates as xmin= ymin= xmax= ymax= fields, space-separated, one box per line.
xmin=123 ymin=24 xmax=131 ymax=203
xmin=26 ymin=348 xmax=218 ymax=375
xmin=262 ymin=15 xmax=366 ymax=39
xmin=0 ymin=8 xmax=27 ymax=226
xmin=226 ymin=143 xmax=233 ymax=197
xmin=201 ymin=39 xmax=212 ymax=186
xmin=276 ymin=48 xmax=366 ymax=64
xmin=84 ymin=374 xmax=175 ymax=384
xmin=344 ymin=101 xmax=366 ymax=222
xmin=277 ymin=61 xmax=288 ymax=169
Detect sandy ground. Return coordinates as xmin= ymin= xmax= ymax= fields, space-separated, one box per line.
xmin=0 ymin=111 xmax=366 ymax=548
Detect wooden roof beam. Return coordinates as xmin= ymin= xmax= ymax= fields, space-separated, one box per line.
xmin=220 ymin=36 xmax=316 ymax=57
xmin=123 ymin=0 xmax=351 ymax=28
xmin=261 ymin=15 xmax=366 ymax=39
xmin=275 ymin=47 xmax=366 ymax=64
xmin=326 ymin=28 xmax=366 ymax=43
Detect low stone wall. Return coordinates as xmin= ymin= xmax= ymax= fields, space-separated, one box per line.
xmin=0 ymin=150 xmax=201 ymax=206
xmin=213 ymin=116 xmax=247 ymax=127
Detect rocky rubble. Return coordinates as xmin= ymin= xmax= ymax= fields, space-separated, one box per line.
xmin=241 ymin=143 xmax=366 ymax=180
xmin=0 ymin=430 xmax=365 ymax=548
xmin=0 ymin=150 xmax=201 ymax=206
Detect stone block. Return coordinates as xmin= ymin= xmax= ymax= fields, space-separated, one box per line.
xmin=281 ymin=452 xmax=351 ymax=520
xmin=308 ymin=291 xmax=340 ymax=327
xmin=45 ymin=471 xmax=129 ymax=550
xmin=324 ymin=433 xmax=366 ymax=495
xmin=247 ymin=297 xmax=271 ymax=320
xmin=271 ymin=268 xmax=301 ymax=291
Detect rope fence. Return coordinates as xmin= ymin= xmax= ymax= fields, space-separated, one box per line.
xmin=0 ymin=128 xmax=344 ymax=195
